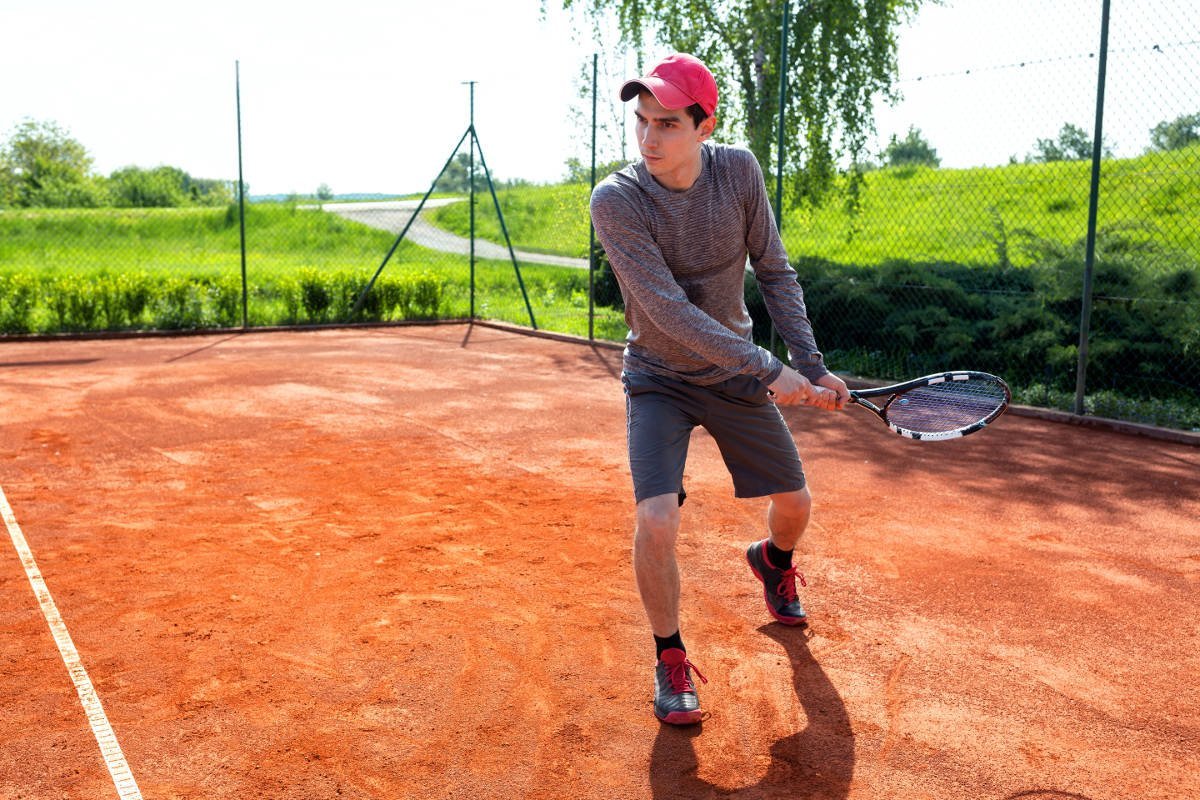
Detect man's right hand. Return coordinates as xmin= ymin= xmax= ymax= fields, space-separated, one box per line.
xmin=768 ymin=365 xmax=839 ymax=409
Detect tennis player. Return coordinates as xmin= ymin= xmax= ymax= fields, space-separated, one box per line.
xmin=589 ymin=53 xmax=850 ymax=725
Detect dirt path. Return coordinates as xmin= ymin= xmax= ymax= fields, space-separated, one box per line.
xmin=320 ymin=200 xmax=589 ymax=269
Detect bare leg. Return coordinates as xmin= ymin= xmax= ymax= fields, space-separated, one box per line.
xmin=632 ymin=492 xmax=684 ymax=638
xmin=767 ymin=486 xmax=812 ymax=552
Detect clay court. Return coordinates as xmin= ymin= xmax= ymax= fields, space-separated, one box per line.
xmin=1 ymin=323 xmax=1197 ymax=799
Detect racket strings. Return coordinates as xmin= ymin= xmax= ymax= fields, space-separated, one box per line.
xmin=885 ymin=380 xmax=1007 ymax=433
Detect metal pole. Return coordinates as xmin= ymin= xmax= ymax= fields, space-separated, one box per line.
xmin=1073 ymin=0 xmax=1111 ymax=416
xmin=475 ymin=139 xmax=538 ymax=330
xmin=770 ymin=0 xmax=791 ymax=356
xmin=350 ymin=129 xmax=471 ymax=316
xmin=465 ymin=80 xmax=477 ymax=321
xmin=588 ymin=53 xmax=598 ymax=341
xmin=774 ymin=2 xmax=790 ymax=233
xmin=235 ymin=61 xmax=248 ymax=329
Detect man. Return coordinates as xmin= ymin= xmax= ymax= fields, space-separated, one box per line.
xmin=589 ymin=53 xmax=850 ymax=725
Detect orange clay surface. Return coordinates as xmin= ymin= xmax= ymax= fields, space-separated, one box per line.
xmin=0 ymin=323 xmax=1197 ymax=800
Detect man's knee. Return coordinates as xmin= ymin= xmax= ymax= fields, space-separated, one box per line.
xmin=635 ymin=493 xmax=681 ymax=546
xmin=771 ymin=486 xmax=812 ymax=519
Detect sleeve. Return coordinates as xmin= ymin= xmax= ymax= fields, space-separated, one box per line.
xmin=740 ymin=152 xmax=830 ymax=382
xmin=590 ymin=181 xmax=784 ymax=382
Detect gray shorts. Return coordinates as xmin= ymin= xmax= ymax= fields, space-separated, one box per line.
xmin=622 ymin=371 xmax=806 ymax=505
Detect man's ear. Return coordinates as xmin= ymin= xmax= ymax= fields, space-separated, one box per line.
xmin=697 ymin=115 xmax=717 ymax=141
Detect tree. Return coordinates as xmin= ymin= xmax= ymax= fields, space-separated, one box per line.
xmin=559 ymin=0 xmax=921 ymax=210
xmin=882 ymin=126 xmax=939 ymax=167
xmin=1149 ymin=112 xmax=1200 ymax=152
xmin=107 ymin=165 xmax=233 ymax=208
xmin=0 ymin=118 xmax=106 ymax=207
xmin=108 ymin=165 xmax=188 ymax=207
xmin=1029 ymin=122 xmax=1111 ymax=163
xmin=433 ymin=153 xmax=478 ymax=194
xmin=316 ymin=183 xmax=334 ymax=201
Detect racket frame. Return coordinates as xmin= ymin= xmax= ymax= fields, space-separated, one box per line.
xmin=849 ymin=371 xmax=1011 ymax=440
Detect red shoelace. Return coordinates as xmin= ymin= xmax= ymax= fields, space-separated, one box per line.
xmin=776 ymin=566 xmax=807 ymax=602
xmin=667 ymin=657 xmax=709 ymax=694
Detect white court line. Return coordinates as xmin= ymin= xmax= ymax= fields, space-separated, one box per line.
xmin=0 ymin=485 xmax=143 ymax=800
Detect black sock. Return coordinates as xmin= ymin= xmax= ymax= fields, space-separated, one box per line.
xmin=654 ymin=630 xmax=685 ymax=659
xmin=766 ymin=539 xmax=794 ymax=569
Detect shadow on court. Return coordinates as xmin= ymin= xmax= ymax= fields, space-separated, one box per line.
xmin=785 ymin=404 xmax=1198 ymax=517
xmin=650 ymin=625 xmax=854 ymax=800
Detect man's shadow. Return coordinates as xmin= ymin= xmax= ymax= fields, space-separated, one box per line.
xmin=650 ymin=625 xmax=854 ymax=799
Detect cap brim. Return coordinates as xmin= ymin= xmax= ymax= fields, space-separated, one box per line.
xmin=619 ymin=77 xmax=694 ymax=110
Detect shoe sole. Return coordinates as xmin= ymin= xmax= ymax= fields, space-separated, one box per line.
xmin=655 ymin=708 xmax=703 ymax=725
xmin=746 ymin=553 xmax=808 ymax=627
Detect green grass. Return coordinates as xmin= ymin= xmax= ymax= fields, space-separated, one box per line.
xmin=786 ymin=148 xmax=1200 ymax=269
xmin=429 ymin=145 xmax=1200 ymax=270
xmin=430 ymin=183 xmax=595 ymax=258
xmin=0 ymin=204 xmax=405 ymax=276
xmin=2 ymin=151 xmax=1197 ymax=429
xmin=0 ymin=202 xmax=624 ymax=338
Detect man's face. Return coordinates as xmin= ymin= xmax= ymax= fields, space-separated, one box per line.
xmin=633 ymin=91 xmax=715 ymax=191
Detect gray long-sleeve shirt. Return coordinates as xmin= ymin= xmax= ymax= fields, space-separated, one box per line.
xmin=589 ymin=142 xmax=829 ymax=387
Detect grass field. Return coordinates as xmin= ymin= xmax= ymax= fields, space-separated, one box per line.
xmin=431 ymin=143 xmax=1200 ymax=270
xmin=0 ymin=203 xmax=622 ymax=338
xmin=1 ymin=147 xmax=1197 ymax=428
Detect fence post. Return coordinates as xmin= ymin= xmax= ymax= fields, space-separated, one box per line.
xmin=235 ymin=60 xmax=248 ymax=329
xmin=771 ymin=0 xmax=792 ymax=357
xmin=1074 ymin=0 xmax=1112 ymax=415
xmin=466 ymin=80 xmax=477 ymax=321
xmin=589 ymin=53 xmax=598 ymax=341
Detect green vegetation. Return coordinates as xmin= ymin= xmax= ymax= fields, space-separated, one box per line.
xmin=431 ymin=182 xmax=594 ymax=259
xmin=0 ymin=202 xmax=620 ymax=339
xmin=2 ymin=143 xmax=1197 ymax=429
xmin=1 ymin=119 xmax=230 ymax=209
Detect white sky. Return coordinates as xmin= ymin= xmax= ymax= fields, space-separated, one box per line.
xmin=1 ymin=0 xmax=1196 ymax=195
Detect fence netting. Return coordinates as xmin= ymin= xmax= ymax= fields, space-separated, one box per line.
xmin=1 ymin=1 xmax=1196 ymax=431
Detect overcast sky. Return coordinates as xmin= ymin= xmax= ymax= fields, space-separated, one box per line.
xmin=1 ymin=0 xmax=1195 ymax=196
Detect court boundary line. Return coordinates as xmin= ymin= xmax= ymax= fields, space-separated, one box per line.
xmin=0 ymin=485 xmax=143 ymax=800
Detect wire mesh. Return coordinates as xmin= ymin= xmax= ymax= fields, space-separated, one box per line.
xmin=0 ymin=0 xmax=1196 ymax=430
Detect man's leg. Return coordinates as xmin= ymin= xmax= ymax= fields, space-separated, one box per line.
xmin=747 ymin=486 xmax=813 ymax=626
xmin=635 ymin=491 xmax=705 ymax=725
xmin=633 ymin=492 xmax=684 ymax=638
xmin=767 ymin=486 xmax=812 ymax=552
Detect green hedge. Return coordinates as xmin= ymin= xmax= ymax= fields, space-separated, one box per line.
xmin=0 ymin=269 xmax=445 ymax=333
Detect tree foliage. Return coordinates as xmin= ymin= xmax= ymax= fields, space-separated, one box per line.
xmin=108 ymin=165 xmax=232 ymax=208
xmin=558 ymin=0 xmax=920 ymax=210
xmin=0 ymin=118 xmax=232 ymax=208
xmin=882 ymin=126 xmax=939 ymax=167
xmin=1150 ymin=111 xmax=1200 ymax=153
xmin=1029 ymin=122 xmax=1112 ymax=163
xmin=0 ymin=119 xmax=106 ymax=208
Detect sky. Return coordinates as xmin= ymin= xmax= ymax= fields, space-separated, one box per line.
xmin=1 ymin=0 xmax=1196 ymax=196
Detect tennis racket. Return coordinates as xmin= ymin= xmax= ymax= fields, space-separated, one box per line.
xmin=848 ymin=371 xmax=1010 ymax=441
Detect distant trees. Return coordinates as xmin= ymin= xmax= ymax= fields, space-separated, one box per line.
xmin=881 ymin=126 xmax=940 ymax=167
xmin=1150 ymin=112 xmax=1200 ymax=152
xmin=0 ymin=119 xmax=106 ymax=207
xmin=108 ymin=165 xmax=231 ymax=207
xmin=0 ymin=118 xmax=231 ymax=209
xmin=1028 ymin=122 xmax=1111 ymax=163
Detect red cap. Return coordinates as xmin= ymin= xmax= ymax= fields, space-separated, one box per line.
xmin=620 ymin=53 xmax=718 ymax=117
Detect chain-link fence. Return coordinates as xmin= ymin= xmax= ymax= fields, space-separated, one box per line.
xmin=1 ymin=1 xmax=1196 ymax=430
xmin=771 ymin=0 xmax=1198 ymax=429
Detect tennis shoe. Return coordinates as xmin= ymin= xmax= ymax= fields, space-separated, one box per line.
xmin=653 ymin=648 xmax=707 ymax=725
xmin=746 ymin=539 xmax=808 ymax=626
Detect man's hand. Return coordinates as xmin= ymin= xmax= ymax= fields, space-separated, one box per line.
xmin=815 ymin=372 xmax=851 ymax=410
xmin=768 ymin=367 xmax=850 ymax=410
